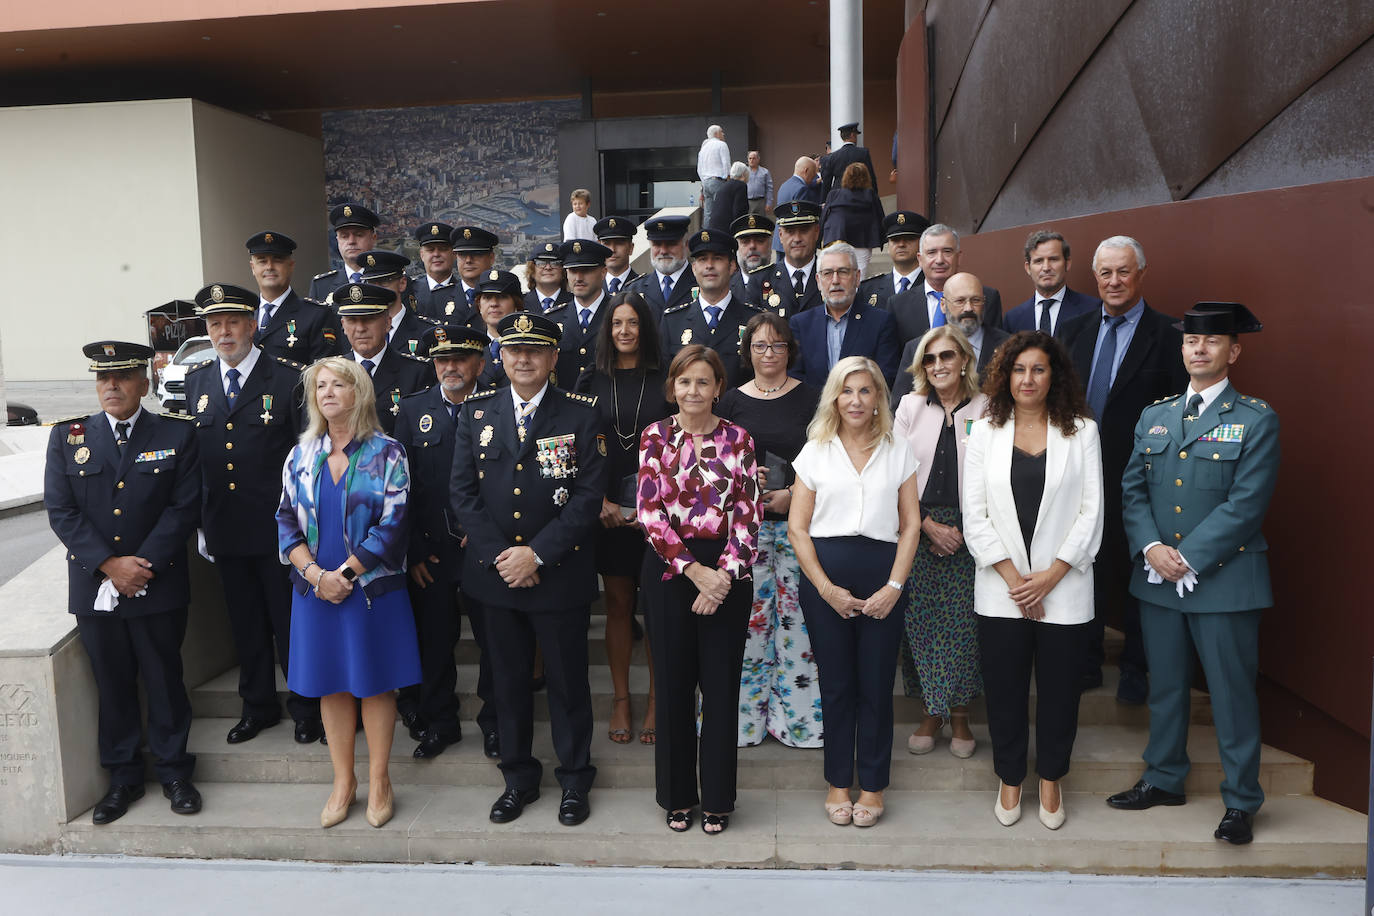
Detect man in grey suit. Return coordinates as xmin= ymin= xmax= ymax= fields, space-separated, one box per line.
xmin=890 ymin=272 xmax=1009 ymax=404
xmin=880 ymin=223 xmax=1003 ymax=347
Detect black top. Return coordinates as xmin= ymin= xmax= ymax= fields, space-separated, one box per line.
xmin=1010 ymin=446 xmax=1047 ymax=558
xmin=716 ymin=381 xmax=821 ymax=521
xmin=920 ymin=391 xmax=970 ymax=518
xmin=588 ymin=367 xmax=672 ymax=503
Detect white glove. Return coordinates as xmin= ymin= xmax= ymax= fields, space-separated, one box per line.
xmin=197 ymin=528 xmax=215 ymax=563
xmin=1143 ymin=556 xmax=1199 ymax=597
xmin=94 ymin=577 xmax=147 ymax=612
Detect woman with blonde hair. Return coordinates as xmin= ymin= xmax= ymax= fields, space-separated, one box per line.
xmin=789 ymin=356 xmax=921 ymax=828
xmin=276 ymin=357 xmax=421 ymax=830
xmin=893 ymin=325 xmax=988 ymax=758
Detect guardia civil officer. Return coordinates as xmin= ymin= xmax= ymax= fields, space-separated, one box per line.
xmin=183 ymin=283 xmax=323 ymax=746
xmin=546 ymin=238 xmax=611 ymax=389
xmin=660 ymin=228 xmax=761 ymax=387
xmin=393 ymin=323 xmax=496 ymax=759
xmin=355 ymin=249 xmax=434 ymax=360
xmin=44 ymin=341 xmax=203 ymax=824
xmin=1108 ymin=302 xmax=1279 ymax=846
xmin=247 ymin=231 xmax=344 ymax=362
xmin=450 ymin=311 xmax=607 ymax=826
xmin=309 ymin=203 xmax=381 ymax=302
xmin=336 ymin=281 xmax=431 ymax=435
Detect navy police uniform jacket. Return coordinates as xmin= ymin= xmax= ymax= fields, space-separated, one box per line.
xmin=394 ymin=385 xmax=465 ymax=569
xmin=256 ymin=290 xmax=344 ymax=363
xmin=45 ymin=411 xmax=201 ymax=617
xmin=413 ymin=275 xmax=465 ymax=321
xmin=545 ymin=298 xmax=605 ymax=391
xmin=627 ymin=269 xmax=697 ymax=313
xmin=183 ymin=349 xmax=305 ymax=557
xmin=748 ymin=261 xmax=822 ymax=315
xmin=450 ymin=386 xmax=607 ymax=611
xmin=660 ymin=295 xmax=761 ymax=388
xmin=347 ymin=349 xmax=432 ymax=436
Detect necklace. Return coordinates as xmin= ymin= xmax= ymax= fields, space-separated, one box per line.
xmin=612 ymin=368 xmax=647 ymax=449
xmin=754 ymin=377 xmax=786 ymax=395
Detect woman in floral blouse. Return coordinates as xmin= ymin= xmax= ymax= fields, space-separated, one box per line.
xmin=638 ymin=345 xmax=761 ymax=836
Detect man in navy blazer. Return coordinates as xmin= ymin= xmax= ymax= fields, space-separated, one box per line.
xmin=789 ymin=242 xmax=900 ymax=388
xmin=772 ymin=157 xmax=822 ymax=254
xmin=820 ymin=122 xmax=878 ymax=199
xmin=880 ymin=223 xmax=1003 ymax=348
xmin=1003 ymin=230 xmax=1100 ymax=337
xmin=890 ymin=272 xmax=1010 ymax=404
xmin=1060 ymin=236 xmax=1187 ymax=703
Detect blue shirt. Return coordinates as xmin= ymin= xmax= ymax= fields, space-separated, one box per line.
xmin=825 ymin=306 xmax=853 ymax=369
xmin=746 ymin=166 xmax=773 ymax=204
xmin=1088 ymin=299 xmax=1146 ymax=391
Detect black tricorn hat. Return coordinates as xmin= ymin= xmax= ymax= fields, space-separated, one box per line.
xmin=1173 ymin=302 xmax=1262 ymax=335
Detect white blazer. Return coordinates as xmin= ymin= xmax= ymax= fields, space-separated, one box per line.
xmin=961 ymin=414 xmax=1104 ymax=624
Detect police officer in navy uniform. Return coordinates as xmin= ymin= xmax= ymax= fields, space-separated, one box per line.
xmin=660 ymin=228 xmax=761 ymax=387
xmin=411 ymin=220 xmax=464 ymax=320
xmin=470 ymin=269 xmax=527 ymax=392
xmin=748 ymin=199 xmax=823 ymax=315
xmin=594 ymin=215 xmax=639 ymax=295
xmin=1108 ymin=302 xmax=1279 ymax=846
xmin=335 ymin=282 xmax=431 ymax=435
xmin=309 ymin=203 xmax=381 ymax=302
xmin=394 ymin=323 xmax=497 ymax=759
xmin=627 ymin=215 xmax=696 ymax=312
xmin=450 ymin=311 xmax=606 ymax=826
xmin=355 ymin=249 xmax=435 ymax=359
xmin=729 ymin=211 xmax=775 ymax=305
xmin=857 ymin=210 xmax=930 ymax=312
xmin=523 ymin=242 xmax=573 ymax=314
xmin=451 ymin=225 xmax=501 ymax=319
xmin=547 ymin=239 xmax=611 ymax=390
xmin=247 ymin=231 xmax=344 ymax=363
xmin=183 ymin=283 xmax=323 ymax=746
xmin=44 ymin=341 xmax=203 ymax=825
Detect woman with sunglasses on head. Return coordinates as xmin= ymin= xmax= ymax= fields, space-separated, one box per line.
xmin=893 ymin=325 xmax=988 ymax=759
xmin=716 ymin=312 xmax=824 ymax=749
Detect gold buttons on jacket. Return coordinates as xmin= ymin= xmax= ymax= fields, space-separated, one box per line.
xmin=1174 ymin=506 xmax=1181 ymax=513
xmin=1175 ymin=478 xmax=1183 ymax=486
xmin=1238 ymin=545 xmax=1245 ymax=552
xmin=117 ymin=481 xmax=125 ymax=489
xmin=1145 ymin=447 xmax=1152 ymax=454
xmin=1212 ymin=452 xmax=1220 ymax=460
xmin=113 ymin=536 xmax=121 ymax=543
xmin=513 ymin=511 xmax=521 ymax=519
xmin=1179 ymin=450 xmax=1188 ymax=459
xmin=226 ymin=442 xmax=234 ymax=450
xmin=229 ymin=483 xmax=236 ymax=491
xmin=1174 ymin=533 xmax=1182 ymax=541
xmin=579 ymin=347 xmax=587 ymax=355
xmin=516 ymin=463 xmax=523 ymax=471
xmin=227 ymin=463 xmax=234 ymax=471
xmin=514 ymin=535 xmax=524 ymax=543
xmin=513 ymin=488 xmax=521 ymax=495
xmin=226 ymin=422 xmax=234 ymax=431
xmin=113 ymin=508 xmax=122 ymax=516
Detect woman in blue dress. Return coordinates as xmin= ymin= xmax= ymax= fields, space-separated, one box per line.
xmin=277 ymin=356 xmax=421 ymax=829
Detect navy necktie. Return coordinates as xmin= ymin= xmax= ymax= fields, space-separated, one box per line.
xmin=466 ymin=288 xmax=476 ymax=307
xmin=897 ymin=276 xmax=910 ymax=296
xmin=1038 ymin=300 xmax=1054 ymax=334
xmin=258 ymin=304 xmax=273 ymax=331
xmin=446 ymin=402 xmax=457 ymax=423
xmin=662 ymin=274 xmax=674 ymax=302
xmin=608 ymin=276 xmax=621 ymax=295
xmin=931 ymin=290 xmax=946 ymax=327
xmin=226 ymin=367 xmax=241 ymax=403
xmin=792 ymin=269 xmax=805 ymax=298
xmin=349 ymin=271 xmax=361 ymax=283
xmin=489 ymin=340 xmax=501 ymax=362
xmin=705 ymin=305 xmax=722 ymax=330
xmin=361 ymin=359 xmax=375 ymax=376
xmin=579 ymin=307 xmax=592 ymax=330
xmin=115 ymin=421 xmax=131 ymax=453
xmin=517 ymin=400 xmax=534 ymax=442
xmin=1087 ymin=315 xmax=1127 ymax=419
xmin=541 ymin=297 xmax=553 ymax=312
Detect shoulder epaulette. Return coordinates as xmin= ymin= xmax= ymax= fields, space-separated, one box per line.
xmin=275 ymin=356 xmax=307 ymax=371
xmin=563 ymin=391 xmax=599 ymax=408
xmin=465 ymin=387 xmax=499 ymax=402
xmin=313 ymin=269 xmax=339 ymax=281
xmin=400 ymin=388 xmax=433 ymax=403
xmin=185 ymin=358 xmax=217 ymax=374
xmin=742 ymin=301 xmax=763 ymax=312
xmin=49 ymin=414 xmax=90 ymax=427
xmin=161 ymin=411 xmax=194 ymax=421
xmin=747 ymin=262 xmax=774 ymax=276
xmin=1240 ymin=395 xmax=1269 ymax=409
xmin=1151 ymin=393 xmax=1181 ymax=405
xmin=396 ymin=350 xmax=428 ymax=364
xmin=545 ymin=300 xmax=570 ymax=315
xmin=663 ymin=301 xmax=690 ymax=315
xmin=305 ymin=297 xmax=331 ymax=308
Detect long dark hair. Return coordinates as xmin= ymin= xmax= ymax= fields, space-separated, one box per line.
xmin=981 ymin=331 xmax=1088 ymax=437
xmin=594 ymin=291 xmax=662 ymax=375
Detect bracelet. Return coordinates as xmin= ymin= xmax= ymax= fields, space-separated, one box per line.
xmin=886 ymin=579 xmax=903 ymax=591
xmin=315 ymin=567 xmax=326 ymax=588
xmin=300 ymin=561 xmax=317 ymax=577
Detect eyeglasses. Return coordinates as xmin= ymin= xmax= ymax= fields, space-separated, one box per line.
xmin=943 ymin=296 xmax=985 ymax=308
xmin=750 ymin=341 xmax=789 ymax=355
xmin=921 ymin=349 xmax=959 ymax=366
xmin=816 ymin=267 xmax=855 ymax=280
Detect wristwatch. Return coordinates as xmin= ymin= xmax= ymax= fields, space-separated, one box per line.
xmin=340 ymin=566 xmax=358 ymax=582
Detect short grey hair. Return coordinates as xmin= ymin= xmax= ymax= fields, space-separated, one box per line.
xmin=728 ymin=161 xmax=748 ymax=180
xmin=707 ymin=124 xmax=723 ymax=139
xmin=1093 ymin=235 xmax=1147 ymax=271
xmin=921 ymin=223 xmax=960 ymax=250
xmin=819 ymin=241 xmax=859 ymax=272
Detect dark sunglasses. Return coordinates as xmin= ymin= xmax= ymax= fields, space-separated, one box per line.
xmin=922 ymin=349 xmax=959 ymax=366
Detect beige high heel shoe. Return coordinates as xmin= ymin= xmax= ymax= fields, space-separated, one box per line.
xmin=365 ymin=785 xmax=394 ymax=828
xmin=994 ymin=783 xmax=1022 ymax=827
xmin=320 ymin=784 xmax=356 ymax=828
xmin=1038 ymin=778 xmax=1066 ymax=830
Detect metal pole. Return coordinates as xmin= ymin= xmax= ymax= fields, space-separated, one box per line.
xmin=830 ymin=0 xmax=863 ymax=150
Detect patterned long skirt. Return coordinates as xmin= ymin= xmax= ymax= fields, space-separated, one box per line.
xmin=737 ymin=520 xmax=823 ymax=747
xmin=899 ymin=505 xmax=982 ymax=715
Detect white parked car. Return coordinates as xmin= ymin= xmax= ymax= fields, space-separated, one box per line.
xmin=157 ymin=335 xmax=214 ymax=412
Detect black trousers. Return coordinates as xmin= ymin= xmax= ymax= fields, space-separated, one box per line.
xmin=397 ymin=557 xmax=461 ymax=740
xmin=798 ymin=536 xmax=903 ymax=792
xmin=977 ymin=614 xmax=1089 ymax=786
xmin=641 ymin=540 xmax=751 ymax=813
xmin=1086 ymin=513 xmax=1147 ymax=677
xmin=464 ymin=596 xmax=499 ymax=738
xmin=216 ymin=554 xmax=317 ymax=723
xmin=76 ymin=608 xmax=195 ymax=785
xmin=485 ymin=601 xmax=595 ymax=793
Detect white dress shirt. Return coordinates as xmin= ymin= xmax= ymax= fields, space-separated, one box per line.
xmin=793 ymin=435 xmax=920 ymax=543
xmin=220 ymin=345 xmax=261 ymax=394
xmin=104 ymin=406 xmax=145 ymax=439
xmin=426 ymin=272 xmax=457 ymax=291
xmin=698 ymin=290 xmax=731 ymax=322
xmin=258 ymin=289 xmax=290 ymax=327
xmin=510 ymin=382 xmax=549 ymax=415
xmin=1035 ymin=286 xmax=1065 ymax=333
xmin=697 ymin=136 xmax=730 ymax=181
xmin=783 ymin=257 xmax=816 ymax=291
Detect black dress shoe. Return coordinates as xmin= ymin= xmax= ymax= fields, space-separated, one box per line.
xmin=413 ymin=730 xmax=459 ymax=759
xmin=162 ymin=779 xmax=203 ymax=815
xmin=483 ymin=730 xmax=501 ymax=759
xmin=1116 ymin=667 xmax=1148 ymax=706
xmin=1214 ymin=807 xmax=1254 ymax=845
xmin=92 ymin=783 xmax=145 ymax=825
xmin=558 ymin=788 xmax=590 ymax=826
xmin=489 ymin=786 xmax=540 ymax=823
xmin=399 ymin=709 xmax=425 ymax=742
xmin=1106 ymin=779 xmax=1186 ymax=810
xmin=294 ymin=719 xmax=324 ymax=744
xmin=226 ymin=716 xmax=279 ymax=744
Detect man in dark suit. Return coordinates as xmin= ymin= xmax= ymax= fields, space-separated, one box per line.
xmin=183 ymin=283 xmax=321 ymax=746
xmin=45 ymin=341 xmax=203 ymax=824
xmin=661 ymin=229 xmax=762 ymax=387
xmin=412 ymin=221 xmax=465 ymax=320
xmin=858 ymin=210 xmax=930 ymax=313
xmin=450 ymin=311 xmax=606 ymax=827
xmin=1061 ymin=236 xmax=1187 ymax=703
xmin=594 ymin=216 xmax=639 ymax=296
xmin=247 ymin=231 xmax=343 ymax=362
xmin=547 ymin=239 xmax=611 ymax=389
xmin=729 ymin=212 xmax=774 ymax=303
xmin=335 ymin=282 xmax=432 ymax=435
xmin=450 ymin=225 xmax=501 ymax=317
xmin=1003 ymin=229 xmax=1100 ymax=337
xmin=890 ymin=271 xmax=1010 ymax=404
xmin=788 ymin=241 xmax=900 ymax=388
xmin=709 ymin=162 xmax=750 ymax=232
xmin=772 ymin=157 xmax=823 ymax=255
xmin=354 ymin=249 xmax=436 ymax=360
xmin=820 ymin=122 xmax=878 ymax=199
xmin=626 ymin=215 xmax=696 ymax=313
xmin=308 ymin=203 xmax=380 ymax=301
xmin=749 ymin=199 xmax=824 ymax=317
xmin=394 ymin=323 xmax=492 ymax=760
xmin=881 ymin=223 xmax=1003 ymax=346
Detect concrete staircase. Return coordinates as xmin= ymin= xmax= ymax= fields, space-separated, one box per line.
xmin=59 ymin=617 xmax=1367 ymax=876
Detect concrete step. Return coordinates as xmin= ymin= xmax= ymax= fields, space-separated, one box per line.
xmin=190 ymin=661 xmax=1204 ymax=728
xmin=59 ymin=782 xmax=1366 ymax=877
xmin=184 ymin=717 xmax=1312 ymax=797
